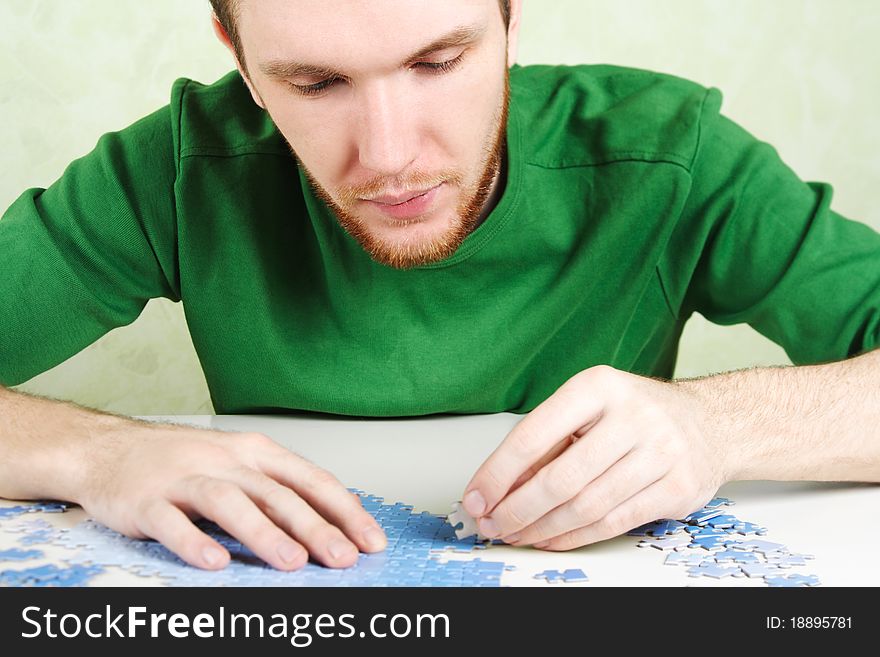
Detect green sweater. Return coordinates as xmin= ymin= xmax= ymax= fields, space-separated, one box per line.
xmin=2 ymin=64 xmax=878 ymax=416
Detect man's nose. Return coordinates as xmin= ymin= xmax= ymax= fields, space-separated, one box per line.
xmin=356 ymin=81 xmax=419 ymax=176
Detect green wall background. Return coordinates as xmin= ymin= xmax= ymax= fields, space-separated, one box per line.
xmin=2 ymin=1 xmax=878 ymax=414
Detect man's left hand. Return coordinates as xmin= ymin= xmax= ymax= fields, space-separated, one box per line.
xmin=460 ymin=365 xmax=729 ymax=550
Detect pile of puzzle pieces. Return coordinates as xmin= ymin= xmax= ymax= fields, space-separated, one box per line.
xmin=628 ymin=497 xmax=820 ymax=587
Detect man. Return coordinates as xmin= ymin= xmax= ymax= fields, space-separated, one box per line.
xmin=1 ymin=0 xmax=878 ymax=572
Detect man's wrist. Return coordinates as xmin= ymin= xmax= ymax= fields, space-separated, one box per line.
xmin=0 ymin=388 xmax=134 ymax=505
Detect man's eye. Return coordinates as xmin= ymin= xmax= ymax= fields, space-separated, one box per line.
xmin=287 ymin=53 xmax=465 ymax=98
xmin=413 ymin=53 xmax=465 ymax=74
xmin=289 ymin=77 xmax=340 ymax=97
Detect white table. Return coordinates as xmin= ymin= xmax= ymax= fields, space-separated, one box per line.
xmin=1 ymin=413 xmax=877 ymax=586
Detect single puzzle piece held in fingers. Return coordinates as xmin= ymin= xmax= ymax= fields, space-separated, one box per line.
xmin=447 ymin=501 xmax=487 ymax=540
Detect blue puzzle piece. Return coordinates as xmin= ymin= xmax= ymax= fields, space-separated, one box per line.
xmin=733 ymin=539 xmax=787 ymax=555
xmin=712 ymin=550 xmax=759 ymax=565
xmin=687 ymin=563 xmax=742 ymax=579
xmin=627 ymin=520 xmax=665 ymax=536
xmin=730 ymin=521 xmax=768 ymax=536
xmin=0 ymin=563 xmax=102 ymax=587
xmin=689 ymin=535 xmax=729 ymax=550
xmin=665 ymin=551 xmax=712 ymax=567
xmin=20 ymin=522 xmax=56 ymax=546
xmin=647 ymin=520 xmax=687 ymax=536
xmin=764 ymin=574 xmax=820 ymax=587
xmin=561 ymin=569 xmax=589 ymax=582
xmin=740 ymin=563 xmax=783 ymax=579
xmin=685 ymin=526 xmax=728 ymax=537
xmin=685 ymin=509 xmax=724 ymax=525
xmin=0 ymin=506 xmax=32 ymax=519
xmin=533 ymin=569 xmax=565 ymax=583
xmin=705 ymin=514 xmax=740 ymax=529
xmin=627 ymin=519 xmax=688 ymax=537
xmin=0 ymin=501 xmax=67 ymax=519
xmin=533 ymin=569 xmax=588 ymax=583
xmin=0 ymin=548 xmax=44 ymax=561
xmin=766 ymin=553 xmax=813 ymax=568
xmin=29 ymin=501 xmax=68 ymax=513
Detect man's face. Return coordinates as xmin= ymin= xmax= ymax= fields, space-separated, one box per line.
xmin=230 ymin=0 xmax=515 ymax=268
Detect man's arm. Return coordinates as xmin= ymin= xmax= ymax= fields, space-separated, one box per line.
xmin=0 ymin=384 xmax=386 ymax=568
xmin=457 ymin=350 xmax=879 ymax=550
xmin=456 ymin=85 xmax=880 ymax=551
xmin=679 ymin=348 xmax=880 ymax=482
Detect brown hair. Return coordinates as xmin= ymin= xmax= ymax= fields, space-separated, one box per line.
xmin=210 ymin=0 xmax=512 ymax=70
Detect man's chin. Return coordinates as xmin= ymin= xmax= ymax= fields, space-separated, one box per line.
xmin=354 ymin=214 xmax=467 ymax=269
xmin=363 ymin=207 xmax=449 ymax=242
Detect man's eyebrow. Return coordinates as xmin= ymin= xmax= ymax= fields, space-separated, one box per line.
xmin=259 ymin=24 xmax=487 ymax=80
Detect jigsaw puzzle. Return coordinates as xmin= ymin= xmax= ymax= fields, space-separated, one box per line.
xmin=0 ymin=493 xmax=509 ymax=587
xmin=0 ymin=493 xmax=820 ymax=588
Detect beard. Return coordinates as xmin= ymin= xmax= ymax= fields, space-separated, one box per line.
xmin=297 ymin=74 xmax=510 ymax=269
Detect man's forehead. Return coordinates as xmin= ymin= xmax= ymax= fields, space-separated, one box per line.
xmin=240 ymin=0 xmax=494 ymax=77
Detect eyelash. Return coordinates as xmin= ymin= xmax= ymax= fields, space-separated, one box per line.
xmin=288 ymin=53 xmax=465 ymax=97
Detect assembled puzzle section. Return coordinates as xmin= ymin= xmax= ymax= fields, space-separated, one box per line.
xmin=0 ymin=492 xmax=510 ymax=587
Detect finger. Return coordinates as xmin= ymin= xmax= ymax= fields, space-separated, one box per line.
xmin=533 ymin=477 xmax=674 ymax=551
xmin=462 ymin=373 xmax=605 ymax=518
xmin=135 ymin=500 xmax=232 ymax=570
xmin=254 ymin=444 xmax=387 ymax=554
xmin=507 ymin=433 xmax=574 ymax=494
xmin=230 ymin=467 xmax=363 ymax=568
xmin=508 ymin=447 xmax=668 ymax=546
xmin=177 ymin=476 xmax=310 ymax=571
xmin=478 ymin=420 xmax=633 ymax=539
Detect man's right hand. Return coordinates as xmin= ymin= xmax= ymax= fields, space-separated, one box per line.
xmin=0 ymin=386 xmax=386 ymax=571
xmin=76 ymin=421 xmax=388 ymax=570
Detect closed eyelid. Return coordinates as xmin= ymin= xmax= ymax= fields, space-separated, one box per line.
xmin=260 ymin=23 xmax=486 ymax=81
xmin=409 ymin=45 xmax=467 ymax=64
xmin=290 ymin=52 xmax=464 ymax=92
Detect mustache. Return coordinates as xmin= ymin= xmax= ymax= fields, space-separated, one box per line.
xmin=337 ymin=169 xmax=463 ymax=206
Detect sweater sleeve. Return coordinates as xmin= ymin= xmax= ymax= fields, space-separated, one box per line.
xmin=659 ymin=87 xmax=880 ymax=365
xmin=0 ymin=104 xmax=180 ymax=386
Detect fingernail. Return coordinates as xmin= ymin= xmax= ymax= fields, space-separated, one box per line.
xmin=329 ymin=538 xmax=356 ymax=560
xmin=202 ymin=545 xmax=225 ymax=567
xmin=503 ymin=533 xmax=520 ymax=544
xmin=479 ymin=517 xmax=499 ymax=538
xmin=363 ymin=526 xmax=386 ymax=550
xmin=464 ymin=490 xmax=486 ymax=516
xmin=533 ymin=540 xmax=551 ymax=549
xmin=277 ymin=541 xmax=303 ymax=564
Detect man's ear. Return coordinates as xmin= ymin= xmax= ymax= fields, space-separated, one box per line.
xmin=505 ymin=0 xmax=523 ymax=68
xmin=211 ymin=14 xmax=266 ymax=109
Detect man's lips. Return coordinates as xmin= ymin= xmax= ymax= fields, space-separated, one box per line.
xmin=360 ymin=183 xmax=445 ymax=221
xmin=362 ymin=185 xmax=440 ymax=206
